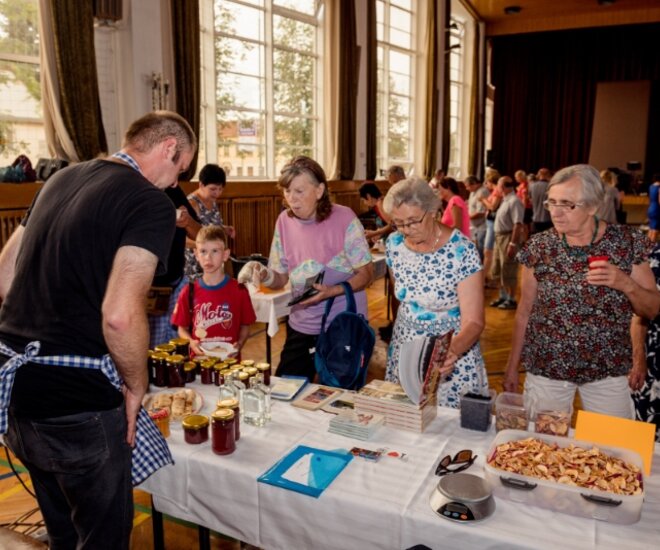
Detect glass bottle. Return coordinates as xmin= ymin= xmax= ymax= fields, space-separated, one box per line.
xmin=218 ymin=372 xmax=238 ymax=402
xmin=231 ymin=371 xmax=248 ymax=411
xmin=254 ymin=373 xmax=271 ymax=421
xmin=243 ymin=377 xmax=266 ymax=427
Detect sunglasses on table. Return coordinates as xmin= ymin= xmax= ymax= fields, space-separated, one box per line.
xmin=435 ymin=449 xmax=477 ymax=476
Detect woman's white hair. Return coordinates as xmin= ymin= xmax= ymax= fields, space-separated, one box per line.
xmin=548 ymin=164 xmax=605 ymax=208
xmin=382 ymin=177 xmax=441 ymax=215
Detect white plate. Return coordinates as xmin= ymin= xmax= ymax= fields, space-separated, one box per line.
xmin=200 ymin=341 xmax=236 ymax=360
xmin=143 ymin=389 xmax=204 ymax=420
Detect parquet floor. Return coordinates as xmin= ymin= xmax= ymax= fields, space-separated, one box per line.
xmin=0 ymin=277 xmax=522 ymax=549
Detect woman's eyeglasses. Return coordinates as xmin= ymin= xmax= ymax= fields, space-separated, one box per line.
xmin=543 ymin=199 xmax=585 ymax=211
xmin=435 ymin=449 xmax=477 ymax=476
xmin=391 ymin=211 xmax=428 ymax=231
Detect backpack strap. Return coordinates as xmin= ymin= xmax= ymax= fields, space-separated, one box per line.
xmin=320 ymin=282 xmax=356 ymax=332
xmin=188 ymin=281 xmax=194 ymax=331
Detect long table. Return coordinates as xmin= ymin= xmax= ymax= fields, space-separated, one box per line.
xmin=139 ymin=380 xmax=660 ymax=549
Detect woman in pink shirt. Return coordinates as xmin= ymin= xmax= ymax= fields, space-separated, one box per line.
xmin=439 ymin=177 xmax=471 ymax=237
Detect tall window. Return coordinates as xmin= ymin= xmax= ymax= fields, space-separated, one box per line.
xmin=0 ymin=0 xmax=46 ymax=166
xmin=376 ymin=0 xmax=415 ymax=175
xmin=447 ymin=16 xmax=465 ymax=177
xmin=210 ymin=0 xmax=322 ymax=179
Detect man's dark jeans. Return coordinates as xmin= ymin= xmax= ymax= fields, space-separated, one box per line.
xmin=6 ymin=404 xmax=133 ymax=550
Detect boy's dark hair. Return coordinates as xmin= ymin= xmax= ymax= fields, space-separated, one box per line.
xmin=439 ymin=177 xmax=460 ymax=195
xmin=359 ymin=182 xmax=382 ymax=199
xmin=196 ymin=224 xmax=228 ymax=247
xmin=199 ymin=164 xmax=226 ymax=186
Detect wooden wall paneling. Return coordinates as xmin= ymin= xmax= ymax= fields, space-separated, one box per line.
xmin=0 ymin=210 xmax=26 ymax=250
xmin=230 ymin=197 xmax=276 ymax=257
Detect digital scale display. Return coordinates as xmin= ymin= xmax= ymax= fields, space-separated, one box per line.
xmin=439 ymin=502 xmax=475 ymax=522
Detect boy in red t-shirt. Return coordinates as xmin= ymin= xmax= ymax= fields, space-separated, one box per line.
xmin=171 ymin=225 xmax=256 ymax=357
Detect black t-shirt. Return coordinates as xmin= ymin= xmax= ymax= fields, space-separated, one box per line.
xmin=152 ymin=185 xmax=199 ymax=287
xmin=0 ymin=160 xmax=175 ymax=418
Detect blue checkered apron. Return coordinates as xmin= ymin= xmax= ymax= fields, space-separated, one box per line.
xmin=0 ymin=340 xmax=173 ymax=485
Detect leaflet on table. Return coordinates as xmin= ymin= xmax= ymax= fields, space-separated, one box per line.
xmin=257 ymin=445 xmax=354 ymax=498
xmin=270 ymin=375 xmax=309 ymax=401
xmin=328 ymin=410 xmax=385 ymax=440
xmin=291 ymin=384 xmax=344 ymax=411
xmin=398 ymin=330 xmax=454 ymax=405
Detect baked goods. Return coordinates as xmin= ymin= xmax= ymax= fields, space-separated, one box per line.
xmin=147 ymin=389 xmax=197 ymax=419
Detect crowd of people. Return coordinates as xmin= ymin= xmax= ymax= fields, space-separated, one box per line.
xmin=1 ymin=109 xmax=659 ymax=548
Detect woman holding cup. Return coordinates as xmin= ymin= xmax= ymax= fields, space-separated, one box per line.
xmin=504 ymin=164 xmax=659 ymax=418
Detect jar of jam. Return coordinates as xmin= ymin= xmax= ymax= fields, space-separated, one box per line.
xmin=200 ymin=360 xmax=214 ymax=384
xmin=217 ymin=397 xmax=240 ymax=441
xmin=224 ymin=358 xmax=238 ymax=367
xmin=211 ymin=409 xmax=236 ymax=455
xmin=240 ymin=359 xmax=255 ymax=368
xmin=193 ymin=356 xmax=208 ymax=370
xmin=182 ymin=414 xmax=209 ymax=444
xmin=166 ymin=354 xmax=185 ymax=387
xmin=147 ymin=350 xmax=156 ymax=384
xmin=243 ymin=366 xmax=258 ymax=383
xmin=169 ymin=337 xmax=190 ymax=358
xmin=154 ymin=343 xmax=176 ymax=355
xmin=256 ymin=362 xmax=271 ymax=386
xmin=148 ymin=407 xmax=170 ymax=438
xmin=184 ymin=361 xmax=196 ymax=383
xmin=152 ymin=352 xmax=170 ymax=387
xmin=213 ymin=364 xmax=225 ymax=386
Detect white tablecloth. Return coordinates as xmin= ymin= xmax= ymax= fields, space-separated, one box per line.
xmin=139 ymin=381 xmax=660 ymax=550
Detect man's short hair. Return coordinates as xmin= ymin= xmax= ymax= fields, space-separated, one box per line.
xmin=387 ymin=165 xmax=406 ymax=180
xmin=196 ymin=224 xmax=228 ymax=247
xmin=123 ymin=110 xmax=197 ymax=156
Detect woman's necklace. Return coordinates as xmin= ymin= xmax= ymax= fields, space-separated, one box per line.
xmin=561 ymin=216 xmax=600 ymax=259
xmin=408 ymin=225 xmax=442 ymax=253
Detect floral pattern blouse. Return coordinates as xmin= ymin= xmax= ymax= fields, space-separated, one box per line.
xmin=633 ymin=244 xmax=660 ymax=440
xmin=518 ymin=224 xmax=654 ymax=384
xmin=184 ymin=194 xmax=223 ymax=280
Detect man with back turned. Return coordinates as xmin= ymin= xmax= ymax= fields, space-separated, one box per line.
xmin=0 ymin=111 xmax=196 ymax=549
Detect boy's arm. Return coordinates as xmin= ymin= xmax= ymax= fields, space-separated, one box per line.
xmin=178 ymin=325 xmax=203 ymax=356
xmin=236 ymin=325 xmax=250 ymax=352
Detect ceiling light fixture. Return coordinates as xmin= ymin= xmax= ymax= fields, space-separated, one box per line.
xmin=504 ymin=6 xmax=522 ymax=15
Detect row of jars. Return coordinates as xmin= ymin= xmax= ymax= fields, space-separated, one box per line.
xmin=148 ymin=338 xmax=272 ymax=389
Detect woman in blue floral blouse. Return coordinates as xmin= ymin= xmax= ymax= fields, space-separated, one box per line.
xmin=504 ymin=164 xmax=659 ymax=419
xmin=383 ymin=177 xmax=487 ymax=408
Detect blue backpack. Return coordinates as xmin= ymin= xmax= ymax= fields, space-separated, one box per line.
xmin=314 ymin=282 xmax=375 ymax=390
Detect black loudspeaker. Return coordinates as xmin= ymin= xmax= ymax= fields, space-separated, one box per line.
xmin=36 ymin=158 xmax=69 ymax=182
xmin=486 ymin=149 xmax=496 ymax=167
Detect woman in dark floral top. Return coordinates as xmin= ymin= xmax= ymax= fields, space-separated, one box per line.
xmin=632 ymin=244 xmax=660 ymax=440
xmin=504 ymin=164 xmax=660 ymax=419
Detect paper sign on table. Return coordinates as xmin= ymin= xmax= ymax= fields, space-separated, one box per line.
xmin=574 ymin=410 xmax=655 ymax=475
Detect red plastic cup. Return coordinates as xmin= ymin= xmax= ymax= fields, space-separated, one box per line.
xmin=588 ymin=255 xmax=609 ymax=269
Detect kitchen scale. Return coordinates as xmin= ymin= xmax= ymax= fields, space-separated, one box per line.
xmin=429 ymin=473 xmax=495 ymax=522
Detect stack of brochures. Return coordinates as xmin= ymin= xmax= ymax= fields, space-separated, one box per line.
xmin=328 ymin=410 xmax=385 ymax=440
xmin=354 ymin=380 xmax=437 ymax=433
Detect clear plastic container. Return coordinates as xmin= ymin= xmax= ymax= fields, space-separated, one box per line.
xmin=495 ymin=392 xmax=528 ymax=432
xmin=532 ymin=398 xmax=572 ymax=437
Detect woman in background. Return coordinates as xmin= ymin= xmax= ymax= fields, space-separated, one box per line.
xmin=438 ymin=177 xmax=470 ymax=238
xmin=647 ymin=173 xmax=660 ymax=242
xmin=598 ymin=169 xmax=621 ymax=225
xmin=185 ymin=164 xmax=235 ymax=281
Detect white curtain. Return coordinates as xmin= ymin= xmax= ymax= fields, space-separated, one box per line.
xmin=38 ymin=0 xmax=80 ymax=162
